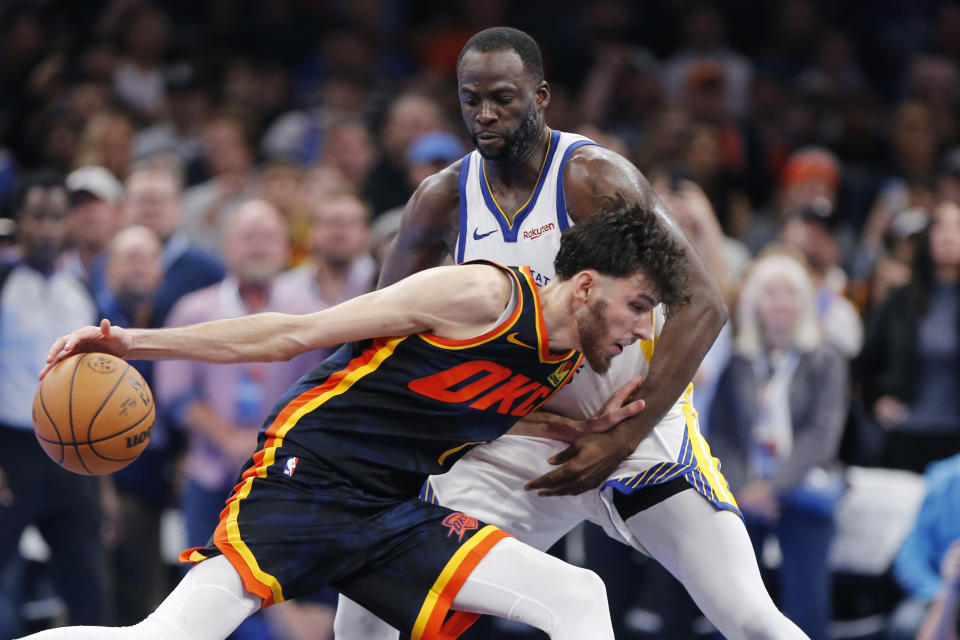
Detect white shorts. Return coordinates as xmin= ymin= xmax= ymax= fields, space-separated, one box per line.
xmin=422 ymin=385 xmax=739 ymax=553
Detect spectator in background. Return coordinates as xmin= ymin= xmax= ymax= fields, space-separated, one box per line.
xmin=710 ymin=251 xmax=848 ymax=640
xmin=156 ymin=200 xmax=332 ymax=640
xmin=854 ymin=200 xmax=960 ymax=472
xmin=123 ymin=164 xmax=224 ymax=326
xmin=274 ymin=190 xmax=375 ymax=330
xmin=73 ymin=112 xmax=135 ymax=181
xmin=131 ymin=63 xmax=212 ymax=180
xmin=663 ymin=1 xmax=752 ymax=120
xmin=363 ymin=91 xmax=446 ymax=216
xmin=404 ymin=130 xmax=467 ymax=190
xmin=0 ymin=173 xmax=105 ymax=633
xmin=889 ymin=454 xmax=960 ymax=640
xmin=318 ymin=117 xmax=377 ymax=194
xmin=95 ymin=225 xmax=173 ymax=625
xmin=181 ymin=113 xmax=259 ymax=253
xmin=780 ymin=197 xmax=864 ymax=359
xmin=111 ymin=3 xmax=171 ymax=123
xmin=61 ymin=165 xmax=123 ymax=296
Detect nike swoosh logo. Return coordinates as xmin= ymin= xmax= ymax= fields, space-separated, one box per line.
xmin=507 ymin=332 xmax=536 ymax=350
xmin=473 ymin=227 xmax=498 ymax=240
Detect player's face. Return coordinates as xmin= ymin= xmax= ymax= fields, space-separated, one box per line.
xmin=576 ymin=273 xmax=657 ymax=374
xmin=457 ymin=49 xmax=548 ymax=163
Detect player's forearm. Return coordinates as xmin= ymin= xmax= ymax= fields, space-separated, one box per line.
xmin=610 ymin=276 xmax=727 ymax=449
xmin=126 ymin=312 xmax=311 ymax=363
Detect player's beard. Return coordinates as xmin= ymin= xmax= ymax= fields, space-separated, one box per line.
xmin=577 ymin=299 xmax=613 ymax=375
xmin=474 ymin=104 xmax=540 ymax=163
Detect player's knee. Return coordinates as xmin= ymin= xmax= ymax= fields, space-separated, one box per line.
xmin=554 ymin=566 xmax=608 ymax=616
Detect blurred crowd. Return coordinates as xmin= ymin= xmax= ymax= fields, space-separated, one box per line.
xmin=2 ymin=1 xmax=960 ymax=639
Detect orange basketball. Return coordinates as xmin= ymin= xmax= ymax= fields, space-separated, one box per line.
xmin=32 ymin=352 xmax=155 ymax=475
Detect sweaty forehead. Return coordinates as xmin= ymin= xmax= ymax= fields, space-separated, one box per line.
xmin=457 ymin=49 xmax=535 ymax=88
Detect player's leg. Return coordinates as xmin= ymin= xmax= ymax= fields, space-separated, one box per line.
xmin=450 ymin=536 xmax=615 ymax=640
xmin=621 ymin=488 xmax=810 ymax=640
xmin=15 ymin=555 xmax=259 ymax=640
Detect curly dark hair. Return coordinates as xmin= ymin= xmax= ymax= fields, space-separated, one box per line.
xmin=553 ymin=200 xmax=691 ymax=311
xmin=457 ymin=27 xmax=544 ymax=82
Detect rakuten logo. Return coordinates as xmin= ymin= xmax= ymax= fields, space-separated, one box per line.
xmin=522 ymin=222 xmax=555 ymax=241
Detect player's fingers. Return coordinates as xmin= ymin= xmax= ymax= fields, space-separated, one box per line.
xmin=45 ymin=335 xmax=68 ymax=363
xmin=601 ymin=398 xmax=646 ymax=430
xmin=603 ymin=375 xmax=644 ymax=412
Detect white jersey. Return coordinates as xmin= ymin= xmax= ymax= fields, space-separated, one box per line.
xmin=434 ymin=129 xmax=736 ymax=553
xmin=457 ymin=129 xmax=677 ymax=422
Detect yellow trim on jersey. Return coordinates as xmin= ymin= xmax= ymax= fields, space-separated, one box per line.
xmin=411 ymin=525 xmax=504 ymax=639
xmin=216 ymin=337 xmax=406 ymax=605
xmin=259 ymin=337 xmax=407 ymax=474
xmin=681 ymin=383 xmax=737 ymax=508
xmin=480 ymin=130 xmax=552 ymax=229
xmin=438 ymin=441 xmax=487 ymax=467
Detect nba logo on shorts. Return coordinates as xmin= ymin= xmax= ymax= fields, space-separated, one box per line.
xmin=442 ymin=512 xmax=479 ymax=541
xmin=283 ymin=457 xmax=299 ymax=477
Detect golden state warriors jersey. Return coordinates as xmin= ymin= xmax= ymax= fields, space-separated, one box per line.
xmin=456 ymin=130 xmax=670 ymax=421
xmin=257 ymin=262 xmax=583 ymax=498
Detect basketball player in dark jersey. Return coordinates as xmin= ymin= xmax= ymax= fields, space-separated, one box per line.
xmin=24 ymin=205 xmax=689 ymax=640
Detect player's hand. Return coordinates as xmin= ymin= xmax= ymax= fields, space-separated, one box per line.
xmin=508 ymin=376 xmax=645 ymax=442
xmin=524 ymin=430 xmax=635 ymax=496
xmin=40 ymin=319 xmax=132 ymax=380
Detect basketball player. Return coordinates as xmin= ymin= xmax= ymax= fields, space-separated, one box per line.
xmin=23 ymin=207 xmax=685 ymax=640
xmin=334 ymin=28 xmax=809 ymax=640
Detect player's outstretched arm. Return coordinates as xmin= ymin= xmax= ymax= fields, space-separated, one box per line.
xmin=41 ymin=264 xmax=511 ymax=378
xmin=528 ymin=146 xmax=728 ymax=495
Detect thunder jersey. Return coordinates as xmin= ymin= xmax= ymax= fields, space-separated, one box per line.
xmin=258 ymin=262 xmax=583 ymax=498
xmin=456 ymin=129 xmax=671 ymax=421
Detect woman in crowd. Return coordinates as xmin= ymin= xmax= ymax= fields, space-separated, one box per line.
xmin=854 ymin=200 xmax=960 ymax=471
xmin=710 ymin=251 xmax=849 ymax=640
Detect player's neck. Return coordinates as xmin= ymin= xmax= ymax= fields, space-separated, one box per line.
xmin=536 ymin=279 xmax=582 ymax=353
xmin=483 ymin=126 xmax=551 ymax=189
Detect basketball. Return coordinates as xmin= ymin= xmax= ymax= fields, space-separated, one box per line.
xmin=32 ymin=352 xmax=155 ymax=475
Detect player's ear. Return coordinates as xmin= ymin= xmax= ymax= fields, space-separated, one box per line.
xmin=572 ymin=269 xmax=596 ymax=304
xmin=536 ymin=81 xmax=550 ymax=111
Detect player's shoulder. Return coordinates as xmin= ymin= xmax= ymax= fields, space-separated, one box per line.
xmin=564 ymin=143 xmax=636 ymax=179
xmin=405 ymin=159 xmax=463 ymax=225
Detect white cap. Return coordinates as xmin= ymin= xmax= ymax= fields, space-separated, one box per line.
xmin=66 ymin=166 xmax=123 ymax=205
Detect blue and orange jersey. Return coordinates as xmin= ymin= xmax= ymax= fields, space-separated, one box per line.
xmin=251 ymin=261 xmax=583 ymax=498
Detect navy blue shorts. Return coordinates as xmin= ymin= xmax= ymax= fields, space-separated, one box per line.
xmin=180 ymin=451 xmax=509 ymax=640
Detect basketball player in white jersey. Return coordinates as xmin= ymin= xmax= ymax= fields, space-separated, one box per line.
xmin=335 ymin=28 xmax=808 ymax=640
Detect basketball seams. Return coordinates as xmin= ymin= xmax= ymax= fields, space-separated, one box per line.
xmin=37 ymin=389 xmax=65 ymax=463
xmin=85 ymin=361 xmax=131 ymax=443
xmin=86 ymin=404 xmax=155 ymax=461
xmin=68 ymin=354 xmax=94 ymax=474
xmin=33 ymin=403 xmax=154 ymax=447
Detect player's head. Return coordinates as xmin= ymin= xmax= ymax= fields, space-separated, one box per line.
xmin=554 ymin=202 xmax=691 ymax=373
xmin=457 ymin=27 xmax=548 ymax=163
